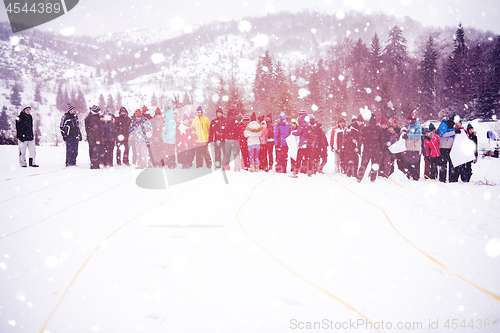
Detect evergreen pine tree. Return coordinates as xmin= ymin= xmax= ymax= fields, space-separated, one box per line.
xmin=151 ymin=92 xmax=158 ymax=106
xmin=383 ymin=25 xmax=409 ymax=112
xmin=116 ymin=91 xmax=123 ymax=109
xmin=10 ymin=84 xmax=22 ymax=106
xmin=444 ymin=23 xmax=470 ymax=116
xmin=182 ymin=92 xmax=191 ymax=105
xmin=99 ymin=94 xmax=106 ymax=112
xmin=56 ymin=85 xmax=65 ymax=112
xmin=225 ymin=85 xmax=245 ymax=115
xmin=348 ymin=39 xmax=370 ymax=108
xmin=107 ymin=94 xmax=115 ymax=113
xmin=34 ymin=84 xmax=42 ymax=104
xmin=369 ymin=33 xmax=384 ymax=89
xmin=0 ymin=108 xmax=9 ymax=131
xmin=420 ymin=35 xmax=439 ymax=120
xmin=253 ymin=51 xmax=274 ymax=112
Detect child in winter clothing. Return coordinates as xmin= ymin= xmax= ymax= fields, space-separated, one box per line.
xmin=424 ymin=128 xmax=440 ymax=180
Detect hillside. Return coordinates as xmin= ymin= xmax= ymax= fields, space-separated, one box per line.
xmin=0 ymin=10 xmax=498 ymax=144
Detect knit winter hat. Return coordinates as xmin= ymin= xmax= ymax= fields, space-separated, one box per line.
xmin=357 ymin=114 xmax=364 ymax=122
xmin=182 ymin=113 xmax=190 ymax=120
xmin=407 ymin=110 xmax=416 ymax=121
xmin=298 ymin=108 xmax=306 ymax=116
xmin=119 ymin=106 xmax=127 ymax=114
xmin=243 ymin=113 xmax=250 ymax=121
xmin=196 ymin=106 xmax=203 ymax=113
xmin=142 ymin=105 xmax=149 ymax=113
xmin=155 ymin=107 xmax=161 ymax=116
xmin=338 ymin=118 xmax=346 ymax=124
xmin=467 ymin=123 xmax=473 ymax=130
xmin=424 ymin=127 xmax=431 ymax=134
xmin=68 ymin=103 xmax=76 ymax=112
xmin=90 ymin=105 xmax=101 ymax=114
xmin=250 ymin=112 xmax=257 ymax=122
xmin=134 ymin=109 xmax=142 ymax=117
xmin=379 ymin=115 xmax=388 ymax=126
xmin=22 ymin=106 xmax=31 ymax=113
xmin=429 ymin=123 xmax=436 ymax=131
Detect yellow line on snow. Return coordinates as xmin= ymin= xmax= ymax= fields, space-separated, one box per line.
xmin=236 ymin=172 xmax=384 ymax=333
xmin=327 ymin=173 xmax=500 ymax=302
xmin=39 ymin=203 xmax=164 ymax=333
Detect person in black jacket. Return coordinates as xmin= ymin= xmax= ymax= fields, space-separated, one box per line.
xmin=101 ymin=108 xmax=117 ymax=167
xmin=265 ymin=113 xmax=274 ymax=171
xmin=116 ymin=107 xmax=131 ymax=166
xmin=16 ymin=106 xmax=38 ymax=167
xmin=222 ymin=108 xmax=241 ymax=171
xmin=85 ymin=105 xmax=103 ymax=169
xmin=315 ymin=121 xmax=329 ymax=173
xmin=461 ymin=123 xmax=478 ymax=182
xmin=344 ymin=116 xmax=364 ymax=177
xmin=209 ymin=107 xmax=226 ymax=169
xmin=356 ymin=115 xmax=384 ymax=183
xmin=60 ymin=103 xmax=82 ymax=167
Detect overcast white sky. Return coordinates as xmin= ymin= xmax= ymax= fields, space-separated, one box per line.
xmin=1 ymin=0 xmax=499 ymax=35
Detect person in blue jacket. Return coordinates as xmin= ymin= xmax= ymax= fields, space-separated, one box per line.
xmin=274 ymin=113 xmax=291 ymax=173
xmin=437 ymin=114 xmax=457 ymax=182
xmin=163 ymin=109 xmax=177 ymax=169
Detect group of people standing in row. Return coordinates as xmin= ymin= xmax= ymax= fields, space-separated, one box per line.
xmin=330 ymin=110 xmax=478 ymax=183
xmin=15 ymin=103 xmax=478 ymax=183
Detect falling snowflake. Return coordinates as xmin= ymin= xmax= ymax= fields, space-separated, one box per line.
xmin=252 ymin=34 xmax=269 ymax=47
xmin=60 ymin=26 xmax=75 ymax=36
xmin=298 ymin=88 xmax=310 ymax=98
xmin=151 ymin=53 xmax=165 ymax=64
xmin=170 ymin=17 xmax=184 ymax=31
xmin=238 ymin=20 xmax=252 ymax=33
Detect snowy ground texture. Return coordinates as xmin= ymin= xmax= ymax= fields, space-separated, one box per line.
xmin=1 ymin=144 xmax=500 ymax=333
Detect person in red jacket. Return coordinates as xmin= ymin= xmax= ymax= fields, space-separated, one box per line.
xmin=423 ymin=127 xmax=440 ymax=180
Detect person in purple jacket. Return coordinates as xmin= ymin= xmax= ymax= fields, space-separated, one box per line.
xmin=274 ymin=112 xmax=291 ymax=173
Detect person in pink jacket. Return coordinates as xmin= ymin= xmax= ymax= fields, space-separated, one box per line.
xmin=424 ymin=127 xmax=440 ymax=180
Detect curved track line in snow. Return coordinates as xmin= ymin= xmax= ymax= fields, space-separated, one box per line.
xmin=326 ymin=173 xmax=500 ymax=303
xmin=387 ymin=177 xmax=500 ymax=220
xmin=0 ymin=179 xmax=130 ymax=241
xmin=0 ymin=167 xmax=67 ymax=182
xmin=39 ymin=202 xmax=164 ymax=333
xmin=236 ymin=172 xmax=384 ymax=333
xmin=0 ymin=173 xmax=99 ymax=204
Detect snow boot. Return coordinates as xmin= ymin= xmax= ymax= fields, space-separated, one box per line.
xmin=29 ymin=158 xmax=39 ymax=167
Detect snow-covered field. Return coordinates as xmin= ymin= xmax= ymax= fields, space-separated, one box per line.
xmin=1 ymin=144 xmax=500 ymax=333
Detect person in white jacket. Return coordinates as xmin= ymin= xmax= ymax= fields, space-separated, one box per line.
xmin=244 ymin=112 xmax=263 ymax=172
